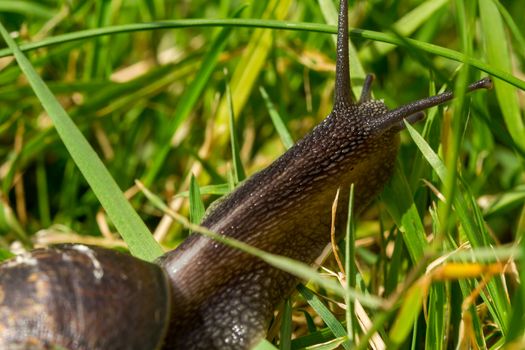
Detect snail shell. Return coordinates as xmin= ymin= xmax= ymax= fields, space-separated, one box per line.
xmin=0 ymin=245 xmax=170 ymax=350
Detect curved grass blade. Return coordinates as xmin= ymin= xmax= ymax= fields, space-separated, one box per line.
xmin=405 ymin=121 xmax=511 ymax=335
xmin=227 ymin=78 xmax=246 ymax=184
xmin=359 ymin=0 xmax=448 ymax=61
xmin=0 ymin=196 xmax=31 ymax=247
xmin=297 ymin=284 xmax=351 ymax=350
xmin=260 ymin=86 xmax=294 ymax=150
xmin=0 ymin=20 xmax=522 ymax=90
xmin=0 ymin=22 xmax=163 ymax=262
xmin=214 ymin=0 xmax=292 ymax=145
xmin=189 ymin=174 xmax=205 ymax=225
xmin=142 ymin=5 xmax=247 ymax=186
xmin=492 ymin=0 xmax=525 ymax=61
xmin=175 ymin=183 xmax=230 ymax=198
xmin=0 ymin=1 xmax=54 ymax=19
xmin=479 ymin=0 xmax=525 ymax=153
xmin=382 ymin=163 xmax=427 ymax=262
xmin=389 ymin=280 xmax=426 ymax=346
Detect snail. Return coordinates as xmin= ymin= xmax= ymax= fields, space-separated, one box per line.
xmin=0 ymin=1 xmax=493 ymax=349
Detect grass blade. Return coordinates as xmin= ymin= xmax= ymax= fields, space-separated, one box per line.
xmin=36 ymin=157 xmax=51 ymax=227
xmin=382 ymin=163 xmax=427 ymax=262
xmin=175 ymin=183 xmax=231 ymax=198
xmin=0 ymin=20 xmax=522 ymax=90
xmin=404 ymin=121 xmax=447 ymax=181
xmin=345 ymin=184 xmax=357 ymax=342
xmin=254 ymin=339 xmax=279 ymax=350
xmin=214 ymin=0 xmax=292 ymax=144
xmin=280 ymin=299 xmax=292 ymax=350
xmin=227 ymin=78 xmax=246 ymax=184
xmin=479 ymin=0 xmax=525 ymax=153
xmin=0 ymin=196 xmax=30 ymax=247
xmin=142 ymin=6 xmax=247 ymax=185
xmin=359 ymin=0 xmax=448 ymax=61
xmin=302 ymin=336 xmax=348 ymax=350
xmin=389 ymin=280 xmax=426 ymax=346
xmin=260 ymin=86 xmax=294 ymax=150
xmin=0 ymin=1 xmax=54 ymax=19
xmin=0 ymin=22 xmax=163 ymax=261
xmin=297 ymin=284 xmax=351 ymax=350
xmin=189 ymin=174 xmax=205 ymax=225
xmin=492 ymin=0 xmax=525 ymax=61
xmin=405 ymin=121 xmax=511 ymax=335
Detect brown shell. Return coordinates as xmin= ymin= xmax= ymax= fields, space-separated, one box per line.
xmin=0 ymin=245 xmax=171 ymax=350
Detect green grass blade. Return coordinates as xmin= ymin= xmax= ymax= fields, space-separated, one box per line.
xmin=404 ymin=121 xmax=447 ymax=181
xmin=359 ymin=0 xmax=448 ymax=60
xmin=493 ymin=0 xmax=525 ymax=61
xmin=291 ymin=328 xmax=337 ymax=349
xmin=444 ymin=245 xmax=520 ymax=262
xmin=302 ymin=336 xmax=348 ymax=350
xmin=0 ymin=196 xmax=30 ymax=247
xmin=425 ymin=284 xmax=446 ymax=350
xmin=382 ymin=163 xmax=427 ymax=261
xmin=175 ymin=183 xmax=231 ymax=198
xmin=300 ymin=310 xmax=318 ymax=334
xmin=227 ymin=78 xmax=246 ymax=184
xmin=260 ymin=86 xmax=294 ymax=149
xmin=479 ymin=0 xmax=525 ymax=153
xmin=280 ymin=299 xmax=293 ymax=350
xmin=36 ymin=157 xmax=51 ymax=227
xmin=0 ymin=20 xmax=522 ymax=90
xmin=254 ymin=339 xmax=279 ymax=350
xmin=438 ymin=0 xmax=470 ymax=242
xmin=507 ymin=206 xmax=525 ymax=344
xmin=317 ymin=0 xmax=337 ymax=36
xmin=214 ymin=0 xmax=292 ymax=145
xmin=389 ymin=281 xmax=426 ymax=346
xmin=345 ymin=184 xmax=356 ymax=342
xmin=483 ymin=184 xmax=525 ymax=216
xmin=0 ymin=22 xmax=163 ymax=261
xmin=189 ymin=174 xmax=205 ymax=225
xmin=385 ymin=233 xmax=406 ymax=296
xmin=405 ymin=121 xmax=511 ymax=335
xmin=297 ymin=284 xmax=351 ymax=350
xmin=89 ymin=0 xmax=112 ymax=79
xmin=142 ymin=6 xmax=247 ymax=185
xmin=0 ymin=1 xmax=54 ymax=19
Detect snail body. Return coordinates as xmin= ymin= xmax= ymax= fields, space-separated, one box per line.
xmin=0 ymin=1 xmax=492 ymax=349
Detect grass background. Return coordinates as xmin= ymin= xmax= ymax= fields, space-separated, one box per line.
xmin=0 ymin=0 xmax=524 ymax=349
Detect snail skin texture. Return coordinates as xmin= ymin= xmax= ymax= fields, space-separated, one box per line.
xmin=0 ymin=0 xmax=492 ymax=349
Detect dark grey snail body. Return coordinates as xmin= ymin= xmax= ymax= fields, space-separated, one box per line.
xmin=0 ymin=1 xmax=492 ymax=349
xmin=158 ymin=97 xmax=399 ymax=349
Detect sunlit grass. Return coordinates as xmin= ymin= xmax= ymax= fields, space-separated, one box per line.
xmin=0 ymin=0 xmax=523 ymax=348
